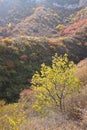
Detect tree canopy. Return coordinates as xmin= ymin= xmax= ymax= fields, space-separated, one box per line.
xmin=32 ymin=54 xmax=81 ymax=114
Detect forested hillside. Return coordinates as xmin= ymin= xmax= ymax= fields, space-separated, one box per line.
xmin=0 ymin=0 xmax=87 ymax=130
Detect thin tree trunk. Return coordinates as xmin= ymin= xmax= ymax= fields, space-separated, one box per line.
xmin=59 ymin=98 xmax=63 ymax=112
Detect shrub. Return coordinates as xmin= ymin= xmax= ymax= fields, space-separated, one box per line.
xmin=56 ymin=24 xmax=65 ymax=31
xmin=0 ymin=102 xmax=26 ymax=130
xmin=65 ymin=89 xmax=87 ymax=121
xmin=76 ymin=59 xmax=87 ymax=84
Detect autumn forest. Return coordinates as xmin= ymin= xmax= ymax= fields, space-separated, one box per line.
xmin=0 ymin=0 xmax=87 ymax=130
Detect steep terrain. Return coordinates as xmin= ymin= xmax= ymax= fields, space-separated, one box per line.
xmin=77 ymin=58 xmax=87 ymax=83
xmin=0 ymin=30 xmax=87 ymax=102
xmin=0 ymin=0 xmax=87 ymax=103
xmin=12 ymin=6 xmax=61 ymax=37
xmin=0 ymin=1 xmax=87 ymax=130
xmin=0 ymin=0 xmax=87 ymax=38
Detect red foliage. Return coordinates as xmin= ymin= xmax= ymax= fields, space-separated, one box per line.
xmin=20 ymin=89 xmax=34 ymax=98
xmin=62 ymin=19 xmax=87 ymax=35
xmin=20 ymin=54 xmax=28 ymax=62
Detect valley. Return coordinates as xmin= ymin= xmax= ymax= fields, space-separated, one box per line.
xmin=0 ymin=0 xmax=87 ymax=130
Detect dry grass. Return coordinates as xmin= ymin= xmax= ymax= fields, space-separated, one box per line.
xmin=19 ymin=86 xmax=87 ymax=130
xmin=76 ymin=58 xmax=87 ymax=84
xmin=0 ymin=85 xmax=87 ymax=130
xmin=21 ymin=110 xmax=87 ymax=130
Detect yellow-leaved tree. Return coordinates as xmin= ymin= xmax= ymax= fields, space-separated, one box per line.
xmin=32 ymin=54 xmax=82 ymax=114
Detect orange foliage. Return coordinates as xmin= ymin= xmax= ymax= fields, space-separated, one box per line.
xmin=50 ymin=45 xmax=56 ymax=50
xmin=2 ymin=37 xmax=12 ymax=44
xmin=6 ymin=60 xmax=15 ymax=69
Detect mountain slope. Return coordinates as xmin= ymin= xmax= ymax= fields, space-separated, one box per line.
xmin=12 ymin=6 xmax=61 ymax=37
xmin=59 ymin=7 xmax=87 ymax=36
xmin=0 ymin=0 xmax=87 ymax=103
xmin=0 ymin=0 xmax=87 ymax=38
xmin=71 ymin=7 xmax=87 ymax=22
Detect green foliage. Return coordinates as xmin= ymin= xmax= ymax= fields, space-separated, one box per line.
xmin=32 ymin=54 xmax=81 ymax=114
xmin=0 ymin=37 xmax=52 ymax=103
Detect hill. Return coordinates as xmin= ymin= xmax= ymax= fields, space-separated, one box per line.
xmin=76 ymin=58 xmax=87 ymax=83
xmin=70 ymin=6 xmax=87 ymax=22
xmin=0 ymin=31 xmax=87 ymax=102
xmin=0 ymin=0 xmax=87 ymax=38
xmin=0 ymin=0 xmax=87 ymax=103
xmin=12 ymin=6 xmax=61 ymax=37
xmin=0 ymin=1 xmax=87 ymax=130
